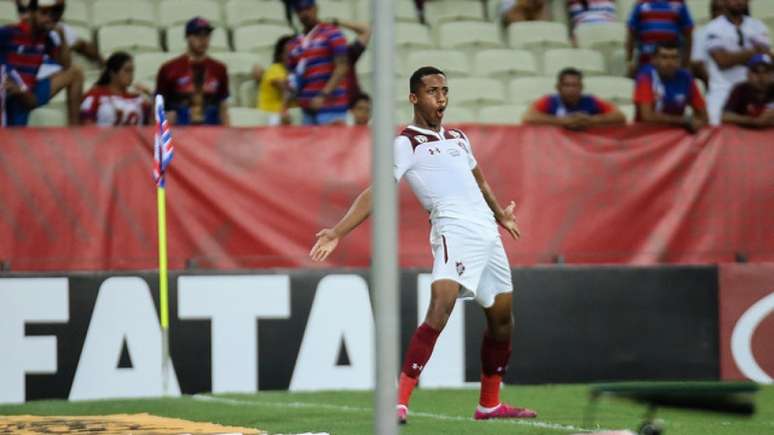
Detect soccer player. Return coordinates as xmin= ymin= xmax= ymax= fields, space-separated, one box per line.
xmin=309 ymin=66 xmax=538 ymax=424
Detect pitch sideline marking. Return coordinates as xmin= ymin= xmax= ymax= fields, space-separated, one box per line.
xmin=192 ymin=394 xmax=609 ymax=433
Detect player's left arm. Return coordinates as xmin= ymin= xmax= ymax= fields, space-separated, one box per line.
xmin=472 ymin=165 xmax=520 ymax=240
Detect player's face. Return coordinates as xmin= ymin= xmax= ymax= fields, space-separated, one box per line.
xmin=186 ymin=31 xmax=211 ymax=56
xmin=296 ymin=5 xmax=318 ymax=29
xmin=557 ymin=75 xmax=582 ymax=106
xmin=654 ymin=48 xmax=681 ymax=78
xmin=748 ymin=67 xmax=773 ymax=90
xmin=725 ymin=0 xmax=747 ymax=16
xmin=351 ymin=99 xmax=371 ymax=125
xmin=114 ymin=60 xmax=135 ymax=89
xmin=410 ymin=74 xmax=448 ymax=126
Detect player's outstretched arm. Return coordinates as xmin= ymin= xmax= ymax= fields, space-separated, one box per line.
xmin=472 ymin=166 xmax=521 ymax=240
xmin=310 ymin=186 xmax=373 ymax=262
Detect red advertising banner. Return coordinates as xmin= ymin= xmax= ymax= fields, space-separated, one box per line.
xmin=719 ymin=263 xmax=774 ymax=382
xmin=0 ymin=125 xmax=772 ymax=271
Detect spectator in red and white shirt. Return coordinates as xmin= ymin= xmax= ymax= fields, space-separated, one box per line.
xmin=80 ymin=51 xmax=150 ymax=126
xmin=287 ymin=0 xmax=350 ymax=125
xmin=156 ymin=17 xmax=229 ymax=126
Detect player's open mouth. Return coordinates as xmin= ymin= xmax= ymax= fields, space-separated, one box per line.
xmin=437 ymin=107 xmax=446 ymax=117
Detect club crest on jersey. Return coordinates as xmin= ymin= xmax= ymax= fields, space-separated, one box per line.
xmin=449 ymin=130 xmax=461 ymax=139
xmin=456 ymin=261 xmax=465 ymax=276
xmin=415 ymin=135 xmax=428 ymax=144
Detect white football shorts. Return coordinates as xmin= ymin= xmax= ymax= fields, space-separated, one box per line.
xmin=429 ymin=218 xmax=514 ymax=308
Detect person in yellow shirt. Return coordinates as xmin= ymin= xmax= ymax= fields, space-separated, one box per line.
xmin=257 ymin=35 xmax=294 ymax=125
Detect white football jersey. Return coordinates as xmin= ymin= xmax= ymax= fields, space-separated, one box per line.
xmin=80 ymin=86 xmax=149 ymax=126
xmin=394 ymin=125 xmax=495 ymax=229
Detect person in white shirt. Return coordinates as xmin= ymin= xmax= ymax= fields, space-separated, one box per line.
xmin=690 ymin=0 xmax=724 ymax=86
xmin=310 ymin=66 xmax=537 ymax=425
xmin=703 ymin=0 xmax=771 ymax=125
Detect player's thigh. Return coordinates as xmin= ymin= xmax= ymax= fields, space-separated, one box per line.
xmin=476 ymin=237 xmax=514 ymax=309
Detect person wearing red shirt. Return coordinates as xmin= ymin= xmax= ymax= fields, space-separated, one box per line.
xmin=155 ymin=17 xmax=229 ymax=126
xmin=80 ymin=52 xmax=150 ymax=126
xmin=722 ymin=54 xmax=774 ymax=128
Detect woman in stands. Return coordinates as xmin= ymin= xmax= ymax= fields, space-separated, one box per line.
xmin=80 ymin=52 xmax=150 ymax=126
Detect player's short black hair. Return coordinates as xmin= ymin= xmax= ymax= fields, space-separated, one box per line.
xmin=655 ymin=41 xmax=681 ymax=55
xmin=353 ymin=92 xmax=371 ymax=105
xmin=409 ymin=66 xmax=446 ymax=93
xmin=557 ymin=67 xmax=583 ymax=83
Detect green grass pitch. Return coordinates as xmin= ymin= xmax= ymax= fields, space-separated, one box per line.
xmin=1 ymin=384 xmax=773 ymax=434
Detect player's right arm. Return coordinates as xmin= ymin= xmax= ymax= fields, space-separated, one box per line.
xmin=310 ymin=186 xmax=372 ymax=262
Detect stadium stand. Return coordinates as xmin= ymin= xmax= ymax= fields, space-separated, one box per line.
xmin=507 ymin=21 xmax=571 ymax=51
xmin=394 ymin=22 xmax=434 ymax=52
xmin=478 ymin=104 xmax=528 ymax=125
xmin=159 ymin=0 xmax=224 ymax=27
xmin=575 ymin=22 xmax=627 ymax=51
xmin=27 ymin=107 xmax=68 ymax=127
xmin=583 ymin=76 xmax=635 ymax=105
xmin=232 ymin=23 xmax=293 ymax=55
xmin=437 ymin=21 xmax=503 ymax=51
xmin=97 ymin=24 xmax=162 ymax=56
xmin=133 ymin=52 xmax=177 ymax=82
xmin=317 ymin=0 xmax=355 ymax=22
xmin=404 ymin=49 xmax=470 ymax=78
xmin=543 ymin=48 xmax=607 ymax=76
xmin=687 ymin=0 xmax=711 ymax=24
xmin=92 ymin=0 xmax=157 ymax=27
xmin=166 ymin=24 xmax=230 ymax=52
xmin=447 ymin=77 xmax=507 ymax=109
xmin=424 ymin=0 xmax=485 ymax=26
xmin=61 ymin=0 xmax=90 ymax=28
xmin=0 ymin=1 xmax=16 ymax=26
xmin=473 ymin=48 xmax=539 ymax=79
xmin=229 ymin=107 xmax=269 ymax=126
xmin=224 ymin=0 xmax=287 ymax=28
xmin=508 ymin=76 xmax=557 ymax=105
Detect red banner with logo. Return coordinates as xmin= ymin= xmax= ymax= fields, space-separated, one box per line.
xmin=0 ymin=125 xmax=772 ymax=271
xmin=719 ymin=263 xmax=774 ymax=382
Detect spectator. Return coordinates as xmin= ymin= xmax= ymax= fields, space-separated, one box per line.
xmin=499 ymin=0 xmax=549 ymax=28
xmin=332 ymin=19 xmax=371 ymax=108
xmin=567 ymin=0 xmax=617 ymax=40
xmin=156 ymin=17 xmax=229 ymax=126
xmin=722 ymin=54 xmax=774 ymax=128
xmin=626 ymin=0 xmax=693 ymax=76
xmin=634 ymin=42 xmax=708 ymax=132
xmin=257 ymin=34 xmax=294 ymax=125
xmin=1 ymin=0 xmax=84 ymax=126
xmin=80 ymin=52 xmax=150 ymax=126
xmin=522 ymin=67 xmax=626 ymax=129
xmin=690 ymin=0 xmax=724 ymax=86
xmin=287 ymin=0 xmax=349 ymax=126
xmin=348 ymin=92 xmax=371 ymax=126
xmin=703 ymin=0 xmax=771 ymax=125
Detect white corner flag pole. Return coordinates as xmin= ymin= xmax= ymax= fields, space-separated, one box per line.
xmin=372 ymin=0 xmax=398 ymax=434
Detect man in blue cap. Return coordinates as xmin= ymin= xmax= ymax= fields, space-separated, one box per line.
xmin=156 ymin=16 xmax=230 ymax=125
xmin=722 ymin=54 xmax=774 ymax=128
xmin=286 ymin=0 xmax=350 ymax=125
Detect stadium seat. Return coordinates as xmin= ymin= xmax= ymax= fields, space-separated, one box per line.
xmin=238 ymin=80 xmax=257 ymax=108
xmin=437 ymin=21 xmax=503 ymax=51
xmin=424 ymin=1 xmax=485 ymax=26
xmin=317 ymin=0 xmax=355 ymax=22
xmin=356 ymin=0 xmax=419 ymax=23
xmin=583 ymin=76 xmax=635 ymax=105
xmin=507 ymin=21 xmax=571 ymax=51
xmin=225 ymin=0 xmax=286 ymax=28
xmin=62 ymin=0 xmax=90 ymax=28
xmin=233 ymin=24 xmax=293 ymax=56
xmin=473 ymin=49 xmax=538 ymax=79
xmin=575 ymin=22 xmax=627 ymax=51
xmin=214 ymin=51 xmax=263 ymax=78
xmin=133 ymin=52 xmax=177 ymax=82
xmin=0 ymin=1 xmax=16 ymax=26
xmin=441 ymin=106 xmax=477 ymax=123
xmin=355 ymin=50 xmax=402 ymax=81
xmin=618 ymin=0 xmax=636 ymax=21
xmin=166 ymin=25 xmax=230 ymax=53
xmin=159 ymin=0 xmax=223 ymax=27
xmin=508 ymin=76 xmax=556 ymax=105
xmin=28 ymin=107 xmax=67 ymax=127
xmin=618 ymin=103 xmax=635 ymax=123
xmin=97 ymin=24 xmax=162 ymax=56
xmin=65 ymin=23 xmax=92 ymax=45
xmin=447 ymin=77 xmax=506 ymax=108
xmin=543 ymin=48 xmax=606 ymax=77
xmin=752 ymin=1 xmax=774 ymax=27
xmin=229 ymin=107 xmax=269 ymax=126
xmin=395 ymin=22 xmax=435 ymax=52
xmin=687 ymin=0 xmax=711 ymax=24
xmin=404 ymin=49 xmax=470 ymax=78
xmin=92 ymin=0 xmax=156 ymax=27
xmin=478 ymin=104 xmax=528 ymax=125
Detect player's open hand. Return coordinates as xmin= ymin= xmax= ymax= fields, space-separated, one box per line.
xmin=310 ymin=228 xmax=340 ymax=262
xmin=497 ymin=201 xmax=521 ymax=240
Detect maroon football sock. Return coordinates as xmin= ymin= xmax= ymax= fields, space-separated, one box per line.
xmin=401 ymin=322 xmax=441 ymax=379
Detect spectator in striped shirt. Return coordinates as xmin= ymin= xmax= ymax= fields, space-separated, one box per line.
xmin=626 ymin=0 xmax=694 ymax=76
xmin=567 ymin=0 xmax=617 ymax=40
xmin=287 ymin=0 xmax=350 ymax=126
xmin=523 ymin=67 xmax=626 ymax=129
xmin=1 ymin=0 xmax=84 ymax=126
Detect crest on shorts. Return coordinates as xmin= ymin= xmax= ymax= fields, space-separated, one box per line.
xmin=456 ymin=261 xmax=465 ymax=276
